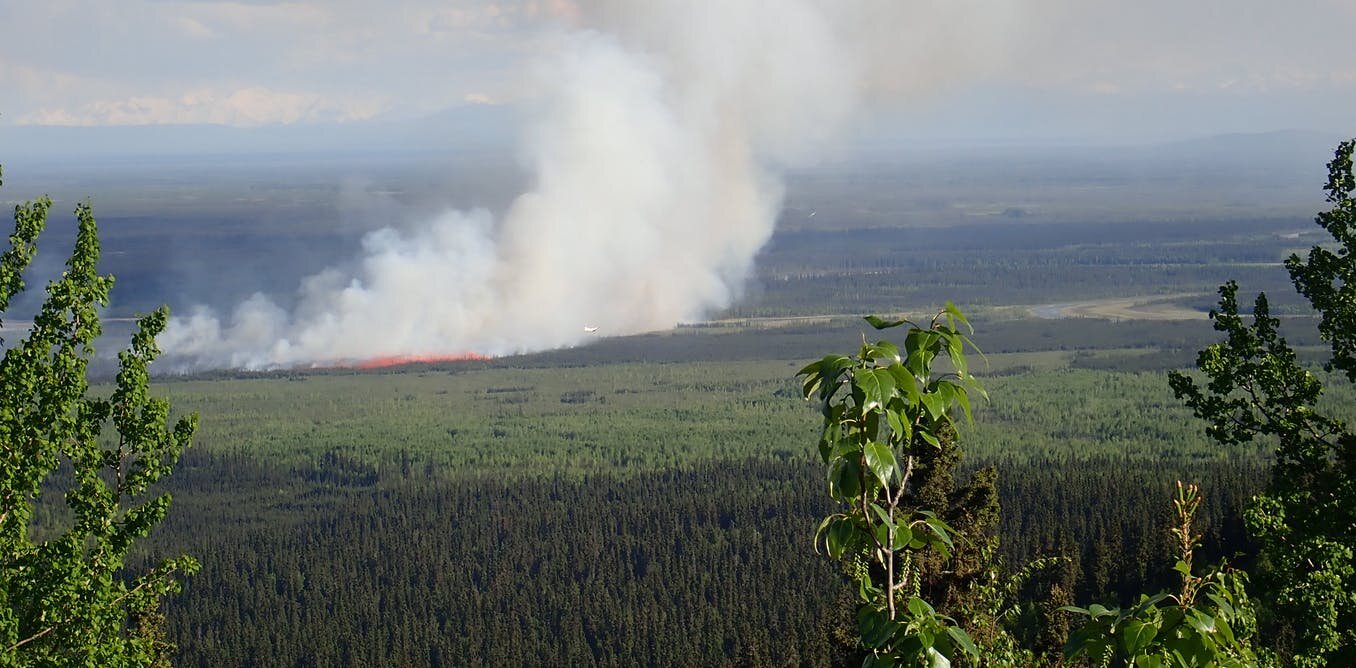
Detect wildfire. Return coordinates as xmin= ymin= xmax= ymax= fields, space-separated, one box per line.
xmin=348 ymin=353 xmax=491 ymax=370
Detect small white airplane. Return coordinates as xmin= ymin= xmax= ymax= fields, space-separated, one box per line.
xmin=583 ymin=326 xmax=599 ymax=334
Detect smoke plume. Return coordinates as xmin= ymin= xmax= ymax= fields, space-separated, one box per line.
xmin=160 ymin=2 xmax=991 ymax=370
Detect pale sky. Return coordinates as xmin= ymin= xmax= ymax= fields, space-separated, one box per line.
xmin=2 ymin=0 xmax=1354 ymax=142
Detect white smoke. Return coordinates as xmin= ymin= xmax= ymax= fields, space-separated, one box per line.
xmin=160 ymin=2 xmax=997 ymax=370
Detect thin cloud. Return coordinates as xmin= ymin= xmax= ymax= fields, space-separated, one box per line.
xmin=1 ymin=0 xmax=1353 ymax=136
xmin=463 ymin=92 xmax=498 ymax=105
xmin=19 ymin=86 xmax=390 ymax=126
xmin=167 ymin=16 xmax=216 ymax=39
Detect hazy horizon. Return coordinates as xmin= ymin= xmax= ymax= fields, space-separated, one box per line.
xmin=4 ymin=1 xmax=1355 ymax=155
xmin=3 ymin=1 xmax=1353 ymax=370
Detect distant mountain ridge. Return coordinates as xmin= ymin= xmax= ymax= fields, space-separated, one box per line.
xmin=4 ymin=104 xmax=1346 ymax=166
xmin=0 ymin=104 xmax=520 ymax=160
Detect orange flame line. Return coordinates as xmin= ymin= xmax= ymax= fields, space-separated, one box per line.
xmin=348 ymin=352 xmax=491 ymax=370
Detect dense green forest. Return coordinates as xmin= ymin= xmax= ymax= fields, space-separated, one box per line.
xmin=137 ymin=453 xmax=1266 ymax=666
xmin=9 ymin=140 xmax=1354 ymax=665
xmin=78 ymin=261 xmax=1351 ymax=666
xmin=101 ymin=323 xmax=1341 ymax=665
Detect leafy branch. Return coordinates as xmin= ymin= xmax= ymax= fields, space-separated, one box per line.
xmin=800 ymin=303 xmax=985 ymax=666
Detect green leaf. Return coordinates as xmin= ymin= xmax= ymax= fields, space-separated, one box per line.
xmin=826 ymin=517 xmax=855 ymax=560
xmin=907 ymin=596 xmax=935 ymax=618
xmin=855 ymin=367 xmax=896 ymax=412
xmin=797 ymin=356 xmax=834 ymax=399
xmin=918 ymin=429 xmax=941 ymax=449
xmin=827 ymin=439 xmax=858 ymax=461
xmin=864 ymin=340 xmax=902 ymax=364
xmin=1121 ymin=619 xmax=1158 ymax=655
xmin=887 ymin=364 xmax=921 ymax=404
xmin=857 ymin=575 xmax=880 ymax=603
xmin=864 ymin=315 xmax=909 ymax=330
xmin=953 ymin=387 xmax=973 ymax=425
xmin=1215 ymin=616 xmax=1235 ymax=645
xmin=892 ymin=523 xmax=913 ymax=550
xmin=800 ymin=371 xmax=822 ymax=400
xmin=875 ymin=522 xmax=893 ymax=550
xmin=904 ymin=330 xmax=931 ymax=377
xmin=866 ymin=653 xmax=900 ymax=668
xmin=858 ymin=607 xmax=897 ymax=648
xmin=920 ymin=394 xmax=945 ymax=421
xmin=813 ymin=515 xmax=835 ymax=553
xmin=863 ymin=440 xmax=897 ymax=485
xmin=924 ymin=647 xmax=950 ymax=668
xmin=1159 ymin=605 xmax=1184 ymax=631
xmin=943 ymin=301 xmax=972 ymax=334
xmin=934 ymin=381 xmax=954 ymax=408
xmin=1130 ymin=592 xmax=1171 ymax=616
xmin=829 ymin=456 xmax=862 ymax=500
xmin=1186 ymin=611 xmax=1216 ymax=636
xmin=961 ymin=334 xmax=987 ymax=369
xmin=800 ymin=354 xmax=853 ymax=401
xmin=945 ymin=626 xmax=979 ymax=658
xmin=919 ymin=330 xmax=942 ymax=355
xmin=923 ymin=517 xmax=954 ymax=558
xmin=821 ymin=354 xmax=853 ymax=372
xmin=884 ymin=401 xmax=912 ymax=443
xmin=1204 ymin=591 xmax=1235 ymax=619
xmin=869 ymin=503 xmax=893 ymax=528
xmin=817 ymin=417 xmax=841 ymax=462
xmin=1133 ymin=655 xmax=1165 ymax=668
xmin=819 ymin=355 xmax=854 ymax=400
xmin=863 ymin=410 xmax=881 ymax=446
xmin=945 ymin=333 xmax=967 ymax=377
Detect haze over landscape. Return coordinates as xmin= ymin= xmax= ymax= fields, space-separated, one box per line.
xmin=4 ymin=3 xmax=1356 ymax=665
xmin=4 ymin=1 xmax=1355 ymax=369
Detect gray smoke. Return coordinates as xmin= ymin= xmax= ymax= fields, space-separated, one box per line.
xmin=160 ymin=1 xmax=1000 ymax=369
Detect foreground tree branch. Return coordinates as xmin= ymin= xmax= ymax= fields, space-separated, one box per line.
xmin=1 ymin=163 xmax=199 ymax=667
